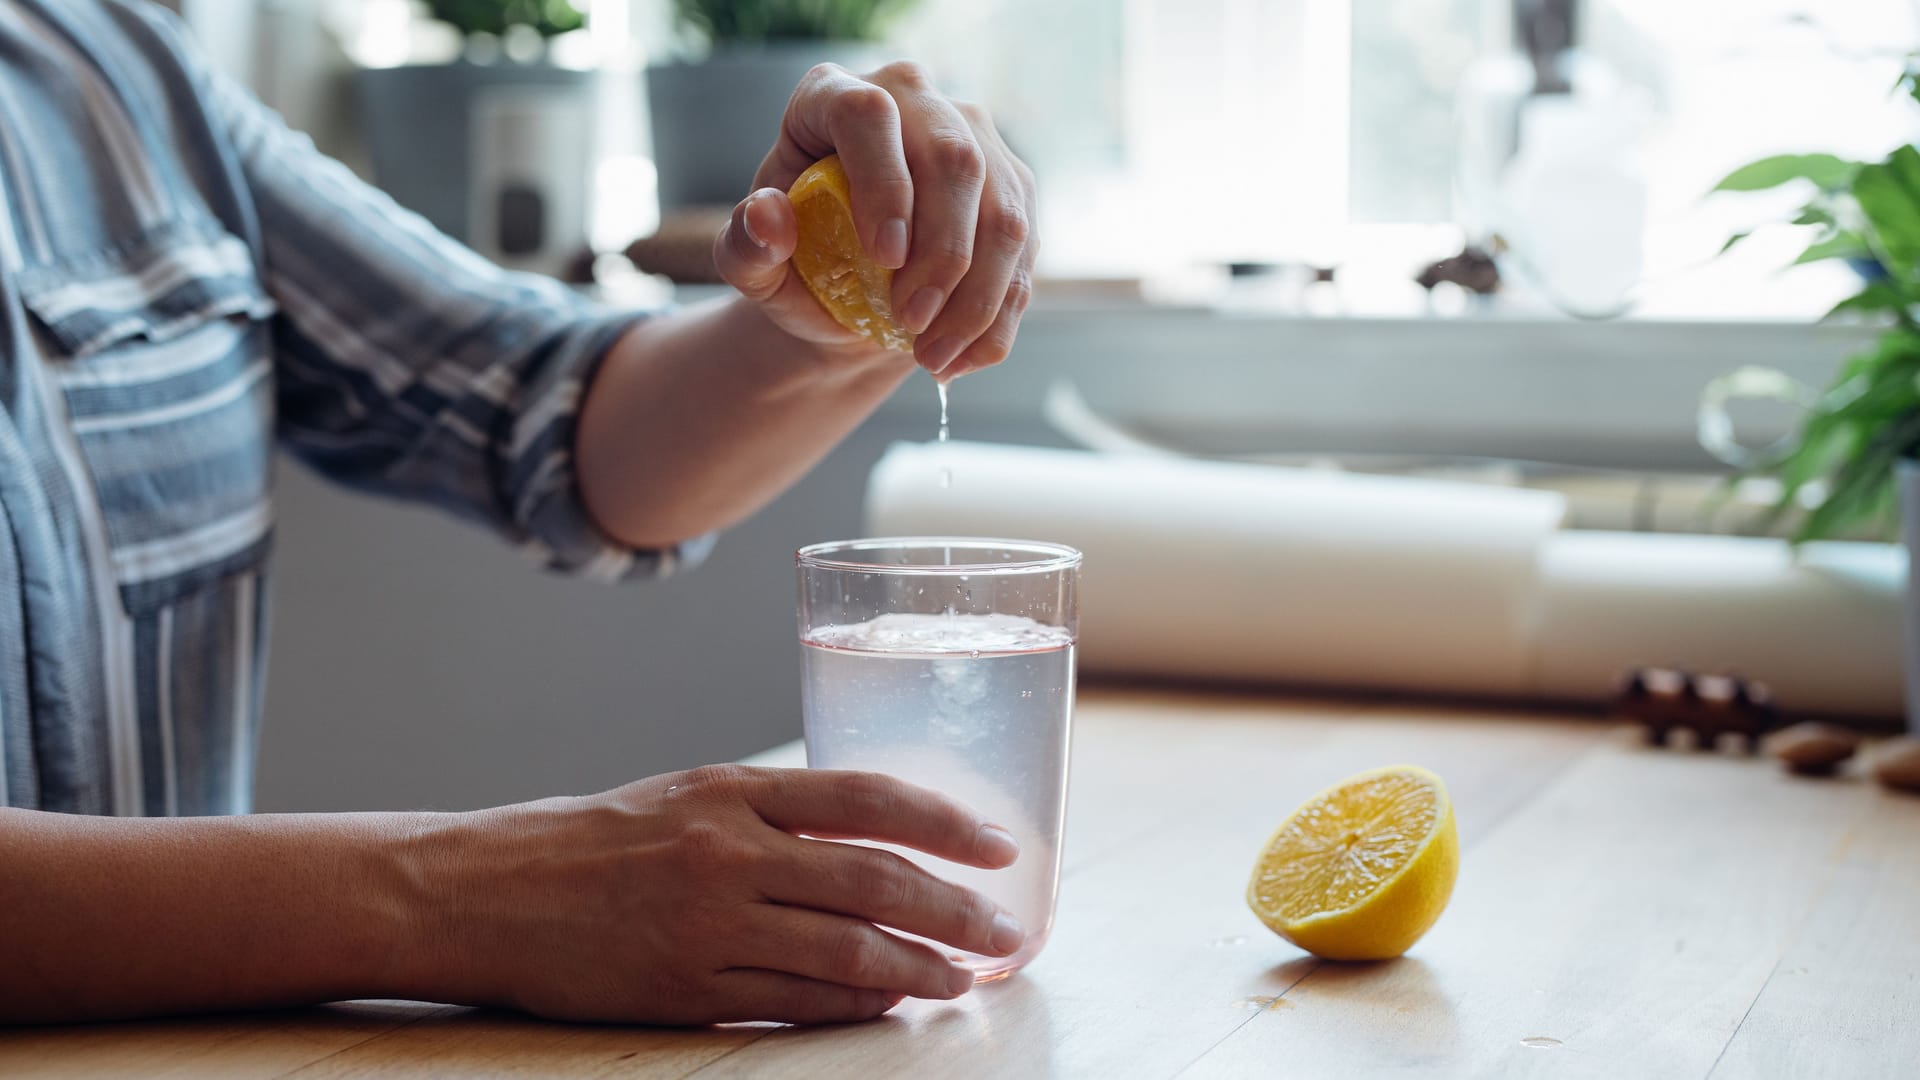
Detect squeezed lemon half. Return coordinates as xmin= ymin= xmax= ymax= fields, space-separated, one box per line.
xmin=787 ymin=154 xmax=914 ymax=351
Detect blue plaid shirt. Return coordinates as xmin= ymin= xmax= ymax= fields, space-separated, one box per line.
xmin=0 ymin=0 xmax=706 ymax=816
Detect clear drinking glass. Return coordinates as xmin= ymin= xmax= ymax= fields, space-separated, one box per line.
xmin=797 ymin=537 xmax=1081 ymax=982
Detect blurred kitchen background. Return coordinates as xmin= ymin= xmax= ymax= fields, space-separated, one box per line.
xmin=154 ymin=0 xmax=1917 ymax=810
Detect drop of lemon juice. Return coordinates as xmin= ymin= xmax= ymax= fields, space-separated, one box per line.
xmin=936 ymin=378 xmax=953 ymax=489
xmin=936 ymin=378 xmax=953 ymax=563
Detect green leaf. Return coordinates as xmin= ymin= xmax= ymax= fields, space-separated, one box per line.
xmin=1714 ymin=153 xmax=1859 ymax=193
xmin=1759 ymin=328 xmax=1920 ymax=542
xmin=426 ymin=0 xmax=582 ymax=37
xmin=1791 ymin=204 xmax=1837 ymax=227
xmin=1717 ymin=230 xmax=1752 ymax=256
xmin=1792 ymin=410 xmax=1920 ymax=542
xmin=672 ymin=0 xmax=918 ymax=41
xmin=1853 ymin=145 xmax=1920 ymax=273
xmin=1793 ymin=231 xmax=1870 ymax=265
xmin=1824 ymin=279 xmax=1915 ymax=322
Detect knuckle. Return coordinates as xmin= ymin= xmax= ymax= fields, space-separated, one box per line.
xmin=835 ymin=84 xmax=897 ymax=125
xmin=851 ymin=858 xmax=912 ymax=914
xmin=960 ymin=296 xmax=1002 ymax=335
xmin=924 ymin=241 xmax=973 ymax=282
xmin=804 ymin=62 xmax=849 ymax=85
xmin=987 ymin=203 xmax=1031 ymax=249
xmin=674 ymin=819 xmax=735 ymax=866
xmin=875 ymin=59 xmax=932 ymax=88
xmin=951 ymin=99 xmax=988 ymax=125
xmin=830 ymin=923 xmax=886 ymax=983
xmin=928 ymin=132 xmax=986 ymax=181
xmin=1006 ymin=273 xmax=1035 ymax=316
xmin=969 ymin=338 xmax=1012 ymax=369
xmin=958 ymin=890 xmax=998 ymax=945
xmin=838 ymin=771 xmax=901 ymax=824
xmin=685 ymin=763 xmax=751 ymax=796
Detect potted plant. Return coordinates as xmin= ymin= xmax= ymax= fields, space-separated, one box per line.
xmin=357 ymin=0 xmax=595 ymax=276
xmin=646 ymin=0 xmax=917 ymax=212
xmin=1709 ymin=71 xmax=1920 ymax=729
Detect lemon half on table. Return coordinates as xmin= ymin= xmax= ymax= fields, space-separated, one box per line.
xmin=786 ymin=154 xmax=915 ymax=352
xmin=1246 ymin=765 xmax=1459 ymax=961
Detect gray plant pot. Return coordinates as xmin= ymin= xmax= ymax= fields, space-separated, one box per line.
xmin=357 ymin=60 xmax=594 ymax=276
xmin=1905 ymin=460 xmax=1920 ymax=733
xmin=646 ymin=43 xmax=886 ymax=212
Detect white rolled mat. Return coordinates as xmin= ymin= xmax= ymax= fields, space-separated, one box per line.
xmin=865 ymin=442 xmax=1908 ymax=717
xmin=865 ymin=441 xmax=1569 ymax=697
xmin=1529 ymin=532 xmax=1904 ymax=716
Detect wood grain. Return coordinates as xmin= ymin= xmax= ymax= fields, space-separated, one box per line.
xmin=0 ymin=1000 xmax=455 ymax=1079
xmin=1708 ymin=779 xmax=1920 ymax=1079
xmin=277 ymin=1006 xmax=756 ymax=1079
xmin=4 ymin=688 xmax=1914 ymax=1079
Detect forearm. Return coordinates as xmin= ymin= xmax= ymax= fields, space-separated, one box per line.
xmin=0 ymin=807 xmax=443 ymax=1023
xmin=575 ymin=295 xmax=917 ymax=549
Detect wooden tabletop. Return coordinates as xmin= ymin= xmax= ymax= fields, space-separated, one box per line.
xmin=5 ymin=687 xmax=1916 ymax=1078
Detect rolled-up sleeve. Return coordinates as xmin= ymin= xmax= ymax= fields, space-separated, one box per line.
xmin=194 ymin=57 xmax=709 ymax=581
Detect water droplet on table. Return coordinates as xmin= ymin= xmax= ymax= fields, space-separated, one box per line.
xmin=1520 ymin=1036 xmax=1562 ymax=1049
xmin=1209 ymin=935 xmax=1249 ymax=948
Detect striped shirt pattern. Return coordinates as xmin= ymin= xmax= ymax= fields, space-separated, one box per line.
xmin=0 ymin=0 xmax=705 ymax=816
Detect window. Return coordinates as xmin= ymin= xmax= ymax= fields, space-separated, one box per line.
xmin=892 ymin=0 xmax=1920 ymax=318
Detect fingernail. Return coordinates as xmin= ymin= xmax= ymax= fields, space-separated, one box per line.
xmin=901 ymin=286 xmax=944 ymax=333
xmin=922 ymin=335 xmax=966 ymax=373
xmin=741 ymin=194 xmax=767 ymax=249
xmin=988 ymin=911 xmax=1027 ymax=956
xmin=877 ymin=217 xmax=909 ymax=267
xmin=948 ymin=966 xmax=976 ymax=995
xmin=977 ymin=824 xmax=1019 ymax=864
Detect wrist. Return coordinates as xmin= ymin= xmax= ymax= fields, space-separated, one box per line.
xmin=721 ymin=295 xmax=917 ymax=386
xmin=368 ymin=810 xmax=473 ymax=1004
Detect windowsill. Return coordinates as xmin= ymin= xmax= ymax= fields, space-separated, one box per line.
xmin=659 ymin=281 xmax=1878 ymax=472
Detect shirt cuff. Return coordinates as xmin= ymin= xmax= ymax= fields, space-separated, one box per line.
xmin=510 ymin=308 xmax=717 ymax=583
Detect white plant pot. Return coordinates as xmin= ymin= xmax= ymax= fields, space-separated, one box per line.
xmin=358 ymin=60 xmax=595 ymax=278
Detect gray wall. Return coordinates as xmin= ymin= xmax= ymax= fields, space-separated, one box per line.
xmin=254 ymin=308 xmax=1870 ymax=812
xmin=255 ymin=393 xmax=1043 ymax=812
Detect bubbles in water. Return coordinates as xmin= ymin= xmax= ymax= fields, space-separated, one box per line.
xmin=930 ymin=655 xmax=989 ymax=746
xmin=1520 ymin=1037 xmax=1562 ymax=1049
xmin=807 ymin=613 xmax=1073 ymax=655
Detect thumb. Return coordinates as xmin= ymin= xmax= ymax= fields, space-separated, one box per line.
xmin=714 ymin=188 xmax=797 ymax=303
